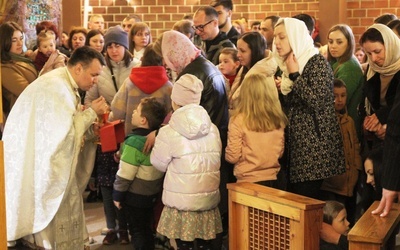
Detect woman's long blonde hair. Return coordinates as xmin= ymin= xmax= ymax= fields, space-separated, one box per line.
xmin=233 ymin=73 xmax=288 ymax=132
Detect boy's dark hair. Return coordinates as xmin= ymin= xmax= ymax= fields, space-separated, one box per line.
xmin=140 ymin=97 xmax=167 ymax=130
xmin=209 ymin=0 xmax=233 ymax=10
xmin=333 ymin=78 xmax=347 ymax=89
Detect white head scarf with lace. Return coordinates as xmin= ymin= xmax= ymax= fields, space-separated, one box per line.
xmin=272 ymin=18 xmax=319 ymax=95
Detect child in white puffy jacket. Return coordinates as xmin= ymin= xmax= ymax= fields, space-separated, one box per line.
xmin=150 ymin=74 xmax=222 ymax=249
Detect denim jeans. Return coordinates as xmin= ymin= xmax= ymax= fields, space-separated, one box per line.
xmin=101 ymin=186 xmax=127 ymax=230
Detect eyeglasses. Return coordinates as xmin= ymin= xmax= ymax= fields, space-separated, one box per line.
xmin=192 ymin=19 xmax=214 ymax=32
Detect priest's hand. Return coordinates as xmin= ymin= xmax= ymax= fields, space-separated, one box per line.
xmin=91 ymin=96 xmax=108 ymax=115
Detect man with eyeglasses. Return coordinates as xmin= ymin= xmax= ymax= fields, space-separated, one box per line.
xmin=193 ymin=6 xmax=235 ymax=65
xmin=210 ymin=0 xmax=239 ymax=45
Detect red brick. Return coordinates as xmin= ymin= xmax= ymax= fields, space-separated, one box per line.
xmin=296 ymin=3 xmax=308 ymax=10
xmin=367 ymin=9 xmax=381 ymax=17
xmin=186 ymin=0 xmax=198 ymax=4
xmin=260 ymin=5 xmax=272 ymax=11
xmin=102 ymin=14 xmax=113 ymax=21
xmin=284 ymin=3 xmax=296 ymax=11
xmin=389 ymin=0 xmax=400 ymax=7
xmin=158 ymin=14 xmax=171 ymax=21
xmin=135 ymin=6 xmax=149 ymax=13
xmin=150 ymin=6 xmax=163 ymax=14
xmin=178 ymin=6 xmax=193 ymax=14
xmin=114 ymin=0 xmax=126 ymax=6
xmin=374 ymin=0 xmax=389 ymax=8
xmin=360 ymin=1 xmax=374 ymax=8
xmin=278 ymin=11 xmax=291 ymax=18
xmin=89 ymin=0 xmax=99 ymax=7
xmin=115 ymin=14 xmax=128 ymax=21
xmin=143 ymin=14 xmax=156 ymax=21
xmin=158 ymin=0 xmax=170 ymax=4
xmin=235 ymin=5 xmax=249 ymax=13
xmin=272 ymin=4 xmax=284 ymax=11
xmin=249 ymin=5 xmax=260 ymax=12
xmin=172 ymin=14 xmax=184 ymax=20
xmin=353 ymin=9 xmax=367 ymax=17
xmin=360 ymin=17 xmax=374 ymax=25
xmin=171 ymin=0 xmax=185 ymax=5
xmin=129 ymin=0 xmax=142 ymax=5
xmin=347 ymin=18 xmax=360 ymax=26
xmin=108 ymin=7 xmax=121 ymax=13
xmin=165 ymin=6 xmax=178 ymax=13
xmin=347 ymin=1 xmax=360 ymax=9
xmin=309 ymin=2 xmax=318 ymax=11
xmin=146 ymin=0 xmax=157 ymax=5
xmin=100 ymin=0 xmax=113 ymax=6
xmin=121 ymin=6 xmax=136 ymax=14
xmin=150 ymin=22 xmax=164 ymax=29
xmin=93 ymin=7 xmax=107 ymax=14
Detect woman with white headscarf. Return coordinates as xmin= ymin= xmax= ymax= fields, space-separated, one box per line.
xmin=272 ymin=18 xmax=345 ymax=199
xmin=359 ymin=24 xmax=400 ymax=218
xmin=361 ymin=23 xmax=400 ymax=147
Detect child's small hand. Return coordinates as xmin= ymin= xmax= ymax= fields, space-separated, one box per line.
xmin=113 ymin=200 xmax=121 ymax=209
xmin=114 ymin=151 xmax=121 ymax=163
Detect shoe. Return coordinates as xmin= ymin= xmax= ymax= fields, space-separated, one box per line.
xmin=103 ymin=230 xmax=118 ymax=245
xmin=119 ymin=230 xmax=130 ymax=244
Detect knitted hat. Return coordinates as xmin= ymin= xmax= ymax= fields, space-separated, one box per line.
xmin=171 ymin=74 xmax=204 ymax=106
xmin=104 ymin=25 xmax=128 ymax=49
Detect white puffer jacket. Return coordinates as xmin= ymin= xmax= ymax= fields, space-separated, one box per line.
xmin=151 ymin=104 xmax=221 ymax=211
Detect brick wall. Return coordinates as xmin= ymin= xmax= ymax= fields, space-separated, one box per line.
xmin=88 ymin=0 xmax=400 ymax=43
xmin=347 ymin=0 xmax=400 ymax=42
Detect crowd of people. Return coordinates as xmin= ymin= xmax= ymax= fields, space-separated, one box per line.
xmin=1 ymin=0 xmax=400 ymax=249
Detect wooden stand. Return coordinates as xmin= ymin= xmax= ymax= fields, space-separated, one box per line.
xmin=227 ymin=182 xmax=325 ymax=250
xmin=348 ymin=201 xmax=400 ymax=250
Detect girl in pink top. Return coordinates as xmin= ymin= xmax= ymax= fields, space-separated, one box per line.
xmin=225 ymin=73 xmax=287 ymax=187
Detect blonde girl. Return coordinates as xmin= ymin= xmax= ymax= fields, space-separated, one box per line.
xmin=225 ymin=73 xmax=288 ymax=187
xmin=128 ymin=22 xmax=151 ymax=61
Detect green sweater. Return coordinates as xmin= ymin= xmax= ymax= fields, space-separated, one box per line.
xmin=331 ymin=57 xmax=364 ymax=139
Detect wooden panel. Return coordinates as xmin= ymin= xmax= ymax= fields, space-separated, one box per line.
xmin=227 ymin=183 xmax=325 ymax=210
xmin=228 ymin=182 xmax=325 ymax=250
xmin=348 ymin=201 xmax=400 ymax=250
xmin=230 ymin=191 xmax=302 ymax=221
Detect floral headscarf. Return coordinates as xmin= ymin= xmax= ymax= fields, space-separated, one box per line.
xmin=161 ymin=30 xmax=201 ymax=74
xmin=364 ymin=23 xmax=400 ymax=80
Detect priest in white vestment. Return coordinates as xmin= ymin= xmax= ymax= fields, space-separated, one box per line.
xmin=4 ymin=46 xmax=109 ymax=249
